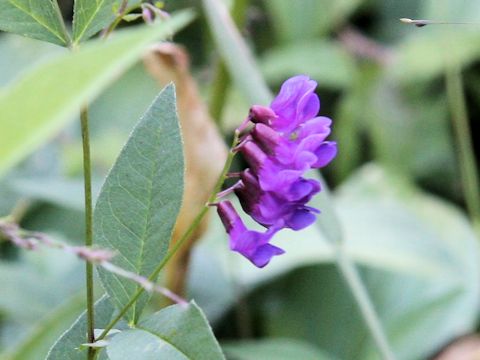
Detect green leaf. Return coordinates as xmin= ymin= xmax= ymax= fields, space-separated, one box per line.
xmin=0 ymin=0 xmax=69 ymax=46
xmin=260 ymin=40 xmax=356 ymax=89
xmin=263 ymin=0 xmax=362 ymax=42
xmin=2 ymin=293 xmax=85 ymax=360
xmin=390 ymin=30 xmax=480 ymax=83
xmin=94 ymin=85 xmax=184 ymax=323
xmin=46 ymin=295 xmax=115 ymax=360
xmin=0 ymin=34 xmax=63 ymax=87
xmin=107 ymin=302 xmax=225 ymax=360
xmin=202 ymin=0 xmax=272 ymax=105
xmin=0 ymin=10 xmax=194 ymax=178
xmin=72 ymin=0 xmax=138 ymax=44
xmin=222 ymin=339 xmax=334 ymax=360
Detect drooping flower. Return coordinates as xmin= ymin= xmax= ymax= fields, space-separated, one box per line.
xmin=216 ymin=201 xmax=284 ymax=268
xmin=216 ymin=75 xmax=337 ymax=267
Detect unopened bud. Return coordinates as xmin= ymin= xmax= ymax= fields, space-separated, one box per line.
xmin=249 ymin=105 xmax=277 ymax=125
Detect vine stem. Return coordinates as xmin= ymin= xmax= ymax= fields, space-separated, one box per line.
xmin=95 ymin=131 xmax=240 ymax=343
xmin=80 ymin=106 xmax=96 ymax=360
xmin=445 ymin=64 xmax=480 ymax=234
xmin=335 ymin=244 xmax=395 ymax=360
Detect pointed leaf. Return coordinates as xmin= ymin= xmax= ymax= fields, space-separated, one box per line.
xmin=46 ymin=295 xmax=115 ymax=360
xmin=107 ymin=302 xmax=225 ymax=359
xmin=72 ymin=0 xmax=137 ymax=44
xmin=0 ymin=0 xmax=69 ymax=46
xmin=94 ymin=85 xmax=184 ymax=322
xmin=0 ymin=10 xmax=194 ymax=177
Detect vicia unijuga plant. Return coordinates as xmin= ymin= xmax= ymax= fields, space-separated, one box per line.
xmin=3 ymin=0 xmax=480 ymax=360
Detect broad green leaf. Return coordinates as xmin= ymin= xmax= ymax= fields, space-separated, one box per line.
xmin=263 ymin=0 xmax=362 ymax=42
xmin=0 ymin=0 xmax=69 ymax=46
xmin=72 ymin=0 xmax=138 ymax=44
xmin=46 ymin=295 xmax=115 ymax=360
xmin=222 ymin=339 xmax=334 ymax=360
xmin=260 ymin=40 xmax=356 ymax=89
xmin=390 ymin=29 xmax=480 ymax=84
xmin=202 ymin=0 xmax=271 ymax=105
xmin=0 ymin=34 xmax=63 ymax=87
xmin=94 ymin=85 xmax=184 ymax=323
xmin=2 ymin=293 xmax=85 ymax=360
xmin=107 ymin=302 xmax=225 ymax=360
xmin=0 ymin=248 xmax=84 ymax=324
xmin=0 ymin=10 xmax=194 ymax=177
xmin=0 ymin=247 xmax=85 ymax=358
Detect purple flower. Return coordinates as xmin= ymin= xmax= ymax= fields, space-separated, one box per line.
xmin=216 ymin=201 xmax=284 ymax=267
xmin=216 ymin=75 xmax=337 ymax=267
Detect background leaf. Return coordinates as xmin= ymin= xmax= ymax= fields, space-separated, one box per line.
xmin=3 ymin=294 xmax=85 ymax=360
xmin=249 ymin=165 xmax=480 ymax=360
xmin=0 ymin=0 xmax=69 ymax=46
xmin=107 ymin=302 xmax=225 ymax=360
xmin=0 ymin=10 xmax=194 ymax=178
xmin=222 ymin=339 xmax=334 ymax=360
xmin=262 ymin=0 xmax=363 ymax=42
xmin=94 ymin=84 xmax=184 ymax=322
xmin=260 ymin=40 xmax=356 ymax=89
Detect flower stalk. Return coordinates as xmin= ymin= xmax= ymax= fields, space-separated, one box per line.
xmin=80 ymin=106 xmax=96 ymax=359
xmin=445 ymin=65 xmax=480 ymax=233
xmin=94 ymin=130 xmax=241 ymax=343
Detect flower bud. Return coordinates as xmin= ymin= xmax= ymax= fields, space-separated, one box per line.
xmin=249 ymin=105 xmax=277 ymax=125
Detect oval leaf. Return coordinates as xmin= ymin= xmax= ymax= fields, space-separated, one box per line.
xmin=0 ymin=0 xmax=69 ymax=46
xmin=107 ymin=302 xmax=225 ymax=360
xmin=94 ymin=84 xmax=184 ymax=322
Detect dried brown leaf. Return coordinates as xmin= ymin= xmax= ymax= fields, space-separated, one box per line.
xmin=143 ymin=43 xmax=228 ymax=295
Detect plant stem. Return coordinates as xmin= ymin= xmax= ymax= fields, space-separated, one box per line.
xmin=80 ymin=106 xmax=95 ymax=359
xmin=102 ymin=1 xmax=141 ymax=40
xmin=445 ymin=65 xmax=480 ymax=233
xmin=335 ymin=245 xmax=395 ymax=360
xmin=209 ymin=63 xmax=230 ymax=122
xmin=208 ymin=0 xmax=249 ymax=122
xmin=96 ymin=131 xmax=240 ymax=342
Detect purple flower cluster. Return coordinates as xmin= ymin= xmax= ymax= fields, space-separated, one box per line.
xmin=216 ymin=75 xmax=337 ymax=268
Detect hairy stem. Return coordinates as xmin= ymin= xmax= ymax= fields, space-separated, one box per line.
xmin=336 ymin=245 xmax=395 ymax=360
xmin=96 ymin=131 xmax=240 ymax=342
xmin=445 ymin=65 xmax=480 ymax=233
xmin=80 ymin=106 xmax=95 ymax=359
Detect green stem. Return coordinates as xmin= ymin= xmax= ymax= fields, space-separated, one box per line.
xmin=80 ymin=106 xmax=95 ymax=360
xmin=208 ymin=0 xmax=249 ymax=122
xmin=96 ymin=131 xmax=240 ymax=342
xmin=102 ymin=2 xmax=141 ymax=40
xmin=209 ymin=63 xmax=230 ymax=122
xmin=445 ymin=65 xmax=480 ymax=233
xmin=335 ymin=245 xmax=395 ymax=360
